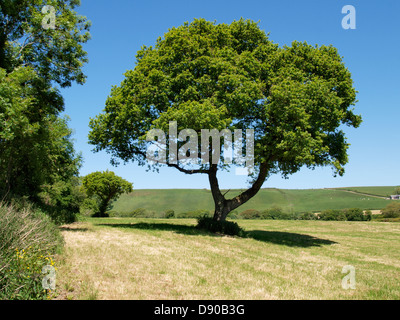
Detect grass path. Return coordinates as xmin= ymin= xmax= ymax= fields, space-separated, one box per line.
xmin=55 ymin=218 xmax=400 ymax=300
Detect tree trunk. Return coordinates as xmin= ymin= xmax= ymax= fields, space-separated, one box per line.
xmin=0 ymin=30 xmax=11 ymax=72
xmin=208 ymin=162 xmax=270 ymax=222
xmin=213 ymin=197 xmax=234 ymax=222
xmin=208 ymin=165 xmax=226 ymax=221
xmin=98 ymin=197 xmax=111 ymax=217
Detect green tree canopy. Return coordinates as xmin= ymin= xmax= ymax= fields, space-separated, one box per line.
xmin=0 ymin=66 xmax=81 ymax=199
xmin=0 ymin=0 xmax=91 ymax=87
xmin=88 ymin=18 xmax=361 ymax=221
xmin=381 ymin=202 xmax=400 ymax=219
xmin=82 ymin=171 xmax=133 ymax=217
xmin=0 ymin=0 xmax=90 ymax=219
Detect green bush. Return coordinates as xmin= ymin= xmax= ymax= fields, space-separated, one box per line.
xmin=165 ymin=210 xmax=175 ymax=219
xmin=130 ymin=208 xmax=148 ymax=218
xmin=364 ymin=210 xmax=372 ymax=221
xmin=177 ymin=210 xmax=211 ymax=219
xmin=343 ymin=208 xmax=365 ymax=221
xmin=236 ymin=207 xmax=298 ymax=220
xmin=0 ymin=202 xmax=63 ymax=300
xmin=259 ymin=207 xmax=291 ymax=220
xmin=318 ymin=209 xmax=347 ymax=221
xmin=381 ymin=202 xmax=400 ymax=218
xmin=318 ymin=208 xmax=372 ymax=221
xmin=109 ymin=209 xmax=171 ymax=218
xmin=80 ymin=197 xmax=100 ymax=217
xmin=239 ymin=209 xmax=261 ymax=219
xmin=46 ymin=207 xmax=79 ymax=224
xmin=38 ymin=176 xmax=85 ymax=224
xmin=196 ymin=216 xmax=245 ymax=237
xmin=298 ymin=212 xmax=318 ymax=220
xmin=112 ymin=208 xmax=148 ymax=218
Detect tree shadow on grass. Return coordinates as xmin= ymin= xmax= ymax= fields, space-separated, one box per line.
xmin=59 ymin=226 xmax=90 ymax=232
xmin=247 ymin=230 xmax=337 ymax=247
xmin=96 ymin=222 xmax=337 ymax=248
xmin=96 ymin=222 xmax=215 ymax=237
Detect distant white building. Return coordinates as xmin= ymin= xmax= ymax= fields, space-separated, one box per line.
xmin=390 ymin=195 xmax=400 ymax=200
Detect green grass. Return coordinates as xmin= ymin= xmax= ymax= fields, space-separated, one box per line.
xmin=335 ymin=186 xmax=398 ymax=197
xmin=110 ymin=187 xmax=396 ymax=216
xmin=56 ymin=218 xmax=400 ymax=300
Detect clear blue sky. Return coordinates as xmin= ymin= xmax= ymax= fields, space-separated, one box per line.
xmin=60 ymin=0 xmax=400 ymax=190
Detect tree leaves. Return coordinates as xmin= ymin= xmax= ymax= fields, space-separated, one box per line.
xmin=0 ymin=0 xmax=91 ymax=87
xmin=0 ymin=0 xmax=89 ymax=201
xmin=89 ymin=18 xmax=361 ymax=179
xmin=82 ymin=171 xmax=133 ymax=216
xmin=0 ymin=66 xmax=82 ymax=198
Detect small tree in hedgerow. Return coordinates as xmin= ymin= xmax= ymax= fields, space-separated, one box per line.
xmin=88 ymin=19 xmax=361 ymax=222
xmin=82 ymin=171 xmax=133 ymax=217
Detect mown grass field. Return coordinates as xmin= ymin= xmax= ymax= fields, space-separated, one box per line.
xmin=110 ymin=187 xmax=396 ymax=215
xmin=56 ymin=218 xmax=400 ymax=300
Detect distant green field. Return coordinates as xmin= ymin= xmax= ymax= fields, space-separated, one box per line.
xmin=335 ymin=186 xmax=398 ymax=197
xmin=110 ymin=187 xmax=396 ymax=215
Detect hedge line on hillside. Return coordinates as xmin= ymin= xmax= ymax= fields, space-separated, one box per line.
xmin=107 ymin=207 xmax=375 ymax=221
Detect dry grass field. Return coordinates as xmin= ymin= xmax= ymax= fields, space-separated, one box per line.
xmin=55 ymin=218 xmax=400 ymax=300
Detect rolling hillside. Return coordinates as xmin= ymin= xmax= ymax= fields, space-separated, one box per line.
xmin=333 ymin=186 xmax=397 ymax=198
xmin=110 ymin=186 xmax=397 ymax=215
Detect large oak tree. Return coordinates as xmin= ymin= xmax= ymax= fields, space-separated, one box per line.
xmin=89 ymin=19 xmax=361 ymax=221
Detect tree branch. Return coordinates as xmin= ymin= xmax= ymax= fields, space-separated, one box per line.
xmin=208 ymin=164 xmax=224 ymax=210
xmin=166 ymin=162 xmax=208 ymax=175
xmin=226 ymin=161 xmax=271 ymax=211
xmin=134 ymin=146 xmax=208 ymax=175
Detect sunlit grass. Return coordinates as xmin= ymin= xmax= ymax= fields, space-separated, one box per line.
xmin=55 ymin=218 xmax=400 ymax=300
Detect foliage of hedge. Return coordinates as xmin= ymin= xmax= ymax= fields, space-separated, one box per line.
xmin=381 ymin=202 xmax=400 ymax=218
xmin=235 ymin=207 xmax=372 ymax=221
xmin=176 ymin=210 xmax=211 ymax=219
xmin=238 ymin=207 xmax=299 ymax=220
xmin=318 ymin=208 xmax=371 ymax=221
xmin=107 ymin=206 xmax=377 ymax=221
xmin=109 ymin=209 xmax=212 ymax=219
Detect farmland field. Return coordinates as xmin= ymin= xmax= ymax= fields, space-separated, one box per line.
xmin=110 ymin=187 xmax=396 ymax=216
xmin=334 ymin=186 xmax=397 ymax=198
xmin=55 ymin=218 xmax=400 ymax=300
